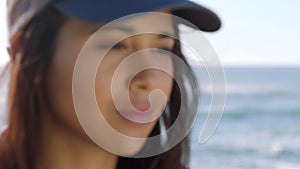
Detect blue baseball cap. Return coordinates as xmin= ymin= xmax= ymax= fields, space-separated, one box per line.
xmin=8 ymin=0 xmax=221 ymax=36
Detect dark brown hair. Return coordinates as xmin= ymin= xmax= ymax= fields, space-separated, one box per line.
xmin=0 ymin=2 xmax=191 ymax=169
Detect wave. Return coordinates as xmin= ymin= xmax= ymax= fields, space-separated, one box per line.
xmin=222 ymin=108 xmax=300 ymax=119
xmin=191 ymin=135 xmax=300 ymax=159
xmin=190 ymin=126 xmax=300 ymax=156
xmin=199 ymin=83 xmax=300 ymax=96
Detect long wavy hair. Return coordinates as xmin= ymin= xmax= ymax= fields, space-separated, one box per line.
xmin=0 ymin=2 xmax=192 ymax=169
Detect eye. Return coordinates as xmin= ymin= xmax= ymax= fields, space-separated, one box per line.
xmin=111 ymin=42 xmax=127 ymax=50
xmin=98 ymin=41 xmax=128 ymax=50
xmin=155 ymin=47 xmax=174 ymax=56
xmin=160 ymin=47 xmax=173 ymax=52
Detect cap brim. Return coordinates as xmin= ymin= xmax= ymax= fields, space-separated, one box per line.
xmin=54 ymin=0 xmax=221 ymax=32
xmin=172 ymin=2 xmax=221 ymax=32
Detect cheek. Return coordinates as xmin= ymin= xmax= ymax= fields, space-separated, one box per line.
xmin=46 ymin=50 xmax=76 ymax=126
xmin=94 ymin=57 xmax=119 ymax=121
xmin=95 ymin=67 xmax=114 ymax=113
xmin=45 ymin=33 xmax=88 ymax=135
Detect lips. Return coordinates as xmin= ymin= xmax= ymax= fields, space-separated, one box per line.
xmin=133 ymin=103 xmax=151 ymax=111
xmin=117 ymin=102 xmax=156 ymax=124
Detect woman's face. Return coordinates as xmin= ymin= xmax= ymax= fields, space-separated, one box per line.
xmin=45 ymin=11 xmax=175 ymax=147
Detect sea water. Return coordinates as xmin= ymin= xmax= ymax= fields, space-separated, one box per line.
xmin=190 ymin=67 xmax=300 ymax=169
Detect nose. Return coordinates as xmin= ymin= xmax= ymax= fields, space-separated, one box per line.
xmin=130 ymin=69 xmax=171 ymax=92
xmin=128 ymin=35 xmax=174 ymax=100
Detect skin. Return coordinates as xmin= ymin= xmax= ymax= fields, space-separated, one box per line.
xmin=34 ymin=10 xmax=175 ymax=169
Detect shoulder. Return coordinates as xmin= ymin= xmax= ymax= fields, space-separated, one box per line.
xmin=0 ymin=153 xmax=4 ymax=169
xmin=0 ymin=161 xmax=4 ymax=169
xmin=181 ymin=165 xmax=189 ymax=169
xmin=0 ymin=126 xmax=7 ymax=169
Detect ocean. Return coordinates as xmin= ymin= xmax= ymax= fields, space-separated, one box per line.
xmin=0 ymin=68 xmax=299 ymax=169
xmin=190 ymin=67 xmax=300 ymax=169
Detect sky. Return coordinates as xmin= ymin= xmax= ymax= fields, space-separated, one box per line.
xmin=196 ymin=0 xmax=300 ymax=67
xmin=0 ymin=0 xmax=300 ymax=67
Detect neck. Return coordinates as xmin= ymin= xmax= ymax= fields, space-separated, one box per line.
xmin=36 ymin=107 xmax=118 ymax=169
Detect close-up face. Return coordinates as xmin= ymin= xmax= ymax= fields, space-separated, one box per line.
xmin=0 ymin=1 xmax=226 ymax=168
xmin=45 ymin=10 xmax=175 ymax=151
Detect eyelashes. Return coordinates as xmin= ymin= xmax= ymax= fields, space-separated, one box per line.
xmin=98 ymin=41 xmax=174 ymax=55
xmin=156 ymin=47 xmax=174 ymax=56
xmin=111 ymin=42 xmax=127 ymax=50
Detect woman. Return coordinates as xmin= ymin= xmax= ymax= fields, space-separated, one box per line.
xmin=0 ymin=0 xmax=221 ymax=169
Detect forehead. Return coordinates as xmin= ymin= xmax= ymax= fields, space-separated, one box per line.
xmin=59 ymin=11 xmax=177 ymax=49
xmin=67 ymin=11 xmax=176 ymax=37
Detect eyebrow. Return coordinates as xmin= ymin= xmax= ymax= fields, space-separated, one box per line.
xmin=157 ymin=33 xmax=176 ymax=40
xmin=100 ymin=25 xmax=134 ymax=34
xmin=100 ymin=25 xmax=176 ymax=38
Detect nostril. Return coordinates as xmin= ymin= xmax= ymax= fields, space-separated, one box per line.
xmin=136 ymin=82 xmax=148 ymax=90
xmin=130 ymin=69 xmax=168 ymax=92
xmin=130 ymin=71 xmax=155 ymax=91
xmin=131 ymin=78 xmax=158 ymax=92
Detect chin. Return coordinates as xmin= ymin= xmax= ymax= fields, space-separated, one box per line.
xmin=112 ymin=138 xmax=148 ymax=157
xmin=108 ymin=119 xmax=157 ymax=156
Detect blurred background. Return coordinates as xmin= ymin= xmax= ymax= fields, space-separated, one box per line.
xmin=1 ymin=0 xmax=300 ymax=169
xmin=190 ymin=1 xmax=300 ymax=169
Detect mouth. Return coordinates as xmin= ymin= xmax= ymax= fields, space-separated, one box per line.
xmin=117 ymin=103 xmax=159 ymax=124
